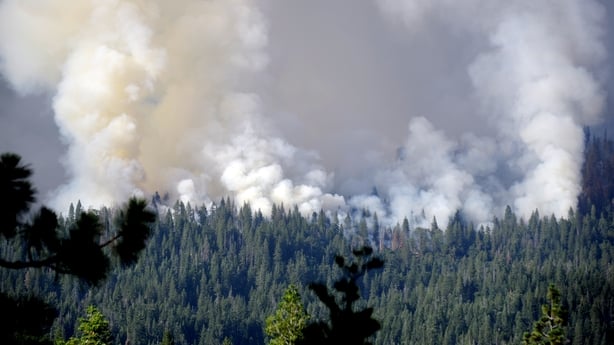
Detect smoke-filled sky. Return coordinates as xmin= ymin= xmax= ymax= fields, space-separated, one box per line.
xmin=1 ymin=0 xmax=613 ymax=227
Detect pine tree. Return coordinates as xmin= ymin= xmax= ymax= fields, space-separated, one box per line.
xmin=522 ymin=284 xmax=568 ymax=345
xmin=299 ymin=246 xmax=384 ymax=345
xmin=0 ymin=153 xmax=156 ymax=284
xmin=0 ymin=153 xmax=155 ymax=343
xmin=265 ymin=285 xmax=310 ymax=345
xmin=60 ymin=306 xmax=112 ymax=345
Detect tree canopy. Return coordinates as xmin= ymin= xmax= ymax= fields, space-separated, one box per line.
xmin=2 ymin=133 xmax=614 ymax=344
xmin=0 ymin=153 xmax=155 ymax=344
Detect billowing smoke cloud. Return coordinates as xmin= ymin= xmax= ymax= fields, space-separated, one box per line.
xmin=468 ymin=2 xmax=606 ymax=217
xmin=0 ymin=0 xmax=344 ymax=217
xmin=0 ymin=0 xmax=609 ymax=228
xmin=371 ymin=0 xmax=607 ymax=225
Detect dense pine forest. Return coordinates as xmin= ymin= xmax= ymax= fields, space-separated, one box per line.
xmin=2 ymin=132 xmax=614 ymax=345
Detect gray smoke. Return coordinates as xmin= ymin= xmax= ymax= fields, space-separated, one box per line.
xmin=354 ymin=0 xmax=607 ymax=226
xmin=0 ymin=0 xmax=609 ymax=227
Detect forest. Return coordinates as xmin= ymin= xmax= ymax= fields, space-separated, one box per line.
xmin=1 ymin=132 xmax=614 ymax=345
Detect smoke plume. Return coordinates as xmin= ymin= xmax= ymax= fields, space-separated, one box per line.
xmin=0 ymin=0 xmax=343 ymax=217
xmin=372 ymin=0 xmax=607 ymax=225
xmin=0 ymin=0 xmax=609 ymax=228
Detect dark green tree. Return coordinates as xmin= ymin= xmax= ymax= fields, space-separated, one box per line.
xmin=0 ymin=153 xmax=155 ymax=283
xmin=0 ymin=153 xmax=156 ymax=343
xmin=522 ymin=284 xmax=568 ymax=345
xmin=299 ymin=246 xmax=384 ymax=345
xmin=265 ymin=284 xmax=310 ymax=345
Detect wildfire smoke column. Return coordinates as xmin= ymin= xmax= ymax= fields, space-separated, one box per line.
xmin=0 ymin=0 xmax=343 ymax=214
xmin=376 ymin=0 xmax=607 ymax=221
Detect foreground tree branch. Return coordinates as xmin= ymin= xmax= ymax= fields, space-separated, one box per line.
xmin=0 ymin=153 xmax=156 ymax=285
xmin=0 ymin=152 xmax=156 ymax=344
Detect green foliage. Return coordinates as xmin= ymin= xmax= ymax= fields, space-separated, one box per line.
xmin=299 ymin=246 xmax=383 ymax=345
xmin=0 ymin=153 xmax=155 ymax=343
xmin=265 ymin=285 xmax=310 ymax=345
xmin=2 ymin=196 xmax=612 ymax=344
xmin=3 ymin=139 xmax=614 ymax=344
xmin=0 ymin=153 xmax=156 ymax=285
xmin=522 ymin=285 xmax=568 ymax=345
xmin=59 ymin=306 xmax=112 ymax=345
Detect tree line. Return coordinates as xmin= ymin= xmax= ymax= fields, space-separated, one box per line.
xmin=1 ymin=132 xmax=614 ymax=344
xmin=1 ymin=195 xmax=612 ymax=344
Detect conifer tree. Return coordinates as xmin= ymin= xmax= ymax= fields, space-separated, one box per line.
xmin=60 ymin=306 xmax=112 ymax=345
xmin=265 ymin=285 xmax=310 ymax=345
xmin=522 ymin=284 xmax=568 ymax=345
xmin=299 ymin=246 xmax=383 ymax=345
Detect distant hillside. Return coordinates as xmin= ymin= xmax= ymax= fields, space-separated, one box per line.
xmin=1 ymin=195 xmax=613 ymax=344
xmin=1 ymin=134 xmax=614 ymax=345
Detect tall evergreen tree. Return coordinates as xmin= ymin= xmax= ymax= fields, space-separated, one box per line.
xmin=60 ymin=306 xmax=112 ymax=345
xmin=265 ymin=285 xmax=310 ymax=345
xmin=522 ymin=284 xmax=568 ymax=345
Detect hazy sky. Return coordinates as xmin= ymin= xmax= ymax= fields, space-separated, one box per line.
xmin=0 ymin=0 xmax=612 ymax=225
xmin=0 ymin=78 xmax=63 ymax=197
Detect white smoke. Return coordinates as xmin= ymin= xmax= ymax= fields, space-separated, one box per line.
xmin=371 ymin=0 xmax=607 ymax=225
xmin=0 ymin=0 xmax=342 ymax=216
xmin=0 ymin=0 xmax=609 ymax=227
xmin=468 ymin=4 xmax=606 ymax=217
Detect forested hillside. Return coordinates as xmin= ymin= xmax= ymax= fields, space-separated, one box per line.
xmin=1 ymin=134 xmax=614 ymax=345
xmin=1 ymin=201 xmax=613 ymax=344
